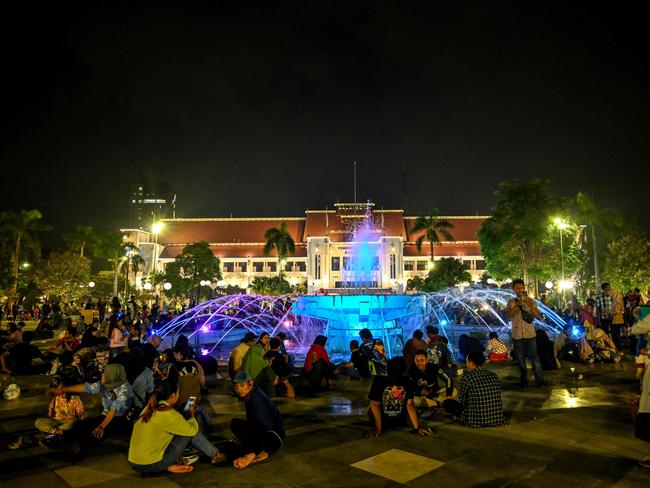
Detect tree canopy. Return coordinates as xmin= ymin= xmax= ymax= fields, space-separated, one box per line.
xmin=164 ymin=241 xmax=222 ymax=301
xmin=264 ymin=223 xmax=296 ymax=260
xmin=604 ymin=233 xmax=650 ymax=294
xmin=411 ymin=208 xmax=455 ymax=262
xmin=407 ymin=258 xmax=472 ymax=292
xmin=35 ymin=252 xmax=91 ymax=303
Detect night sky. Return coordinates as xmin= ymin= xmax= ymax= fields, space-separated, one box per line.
xmin=2 ymin=2 xmax=649 ymax=244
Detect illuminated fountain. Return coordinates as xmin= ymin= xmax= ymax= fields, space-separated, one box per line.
xmin=157 ymin=207 xmax=565 ymax=359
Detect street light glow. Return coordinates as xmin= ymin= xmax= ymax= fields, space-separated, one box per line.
xmin=163 ymin=282 xmax=172 ymax=290
xmin=88 ymin=281 xmax=95 ymax=288
xmin=143 ymin=282 xmax=152 ymax=290
xmin=152 ymin=222 xmax=164 ymax=234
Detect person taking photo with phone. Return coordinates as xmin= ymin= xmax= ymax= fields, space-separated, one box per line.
xmin=128 ymin=379 xmax=222 ymax=475
xmin=506 ymin=279 xmax=547 ymax=389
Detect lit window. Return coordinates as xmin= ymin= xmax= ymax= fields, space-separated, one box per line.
xmin=404 ymin=261 xmax=414 ymax=271
xmin=331 ymin=257 xmax=340 ymax=271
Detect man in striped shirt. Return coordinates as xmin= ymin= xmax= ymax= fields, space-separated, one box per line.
xmin=595 ymin=282 xmax=613 ymax=334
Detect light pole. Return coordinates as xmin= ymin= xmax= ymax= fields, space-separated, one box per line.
xmin=151 ymin=222 xmax=164 ymax=273
xmin=554 ymin=218 xmax=568 ymax=309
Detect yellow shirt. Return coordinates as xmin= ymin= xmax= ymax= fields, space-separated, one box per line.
xmin=128 ymin=405 xmax=199 ymax=465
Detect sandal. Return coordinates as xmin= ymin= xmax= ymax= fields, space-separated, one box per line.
xmin=8 ymin=436 xmax=25 ymax=450
xmin=639 ymin=460 xmax=650 ymax=469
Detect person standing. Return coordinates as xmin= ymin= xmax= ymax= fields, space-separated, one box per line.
xmin=611 ymin=288 xmax=626 ymax=354
xmin=506 ymin=279 xmax=546 ymax=388
xmin=595 ymin=283 xmax=613 ymax=334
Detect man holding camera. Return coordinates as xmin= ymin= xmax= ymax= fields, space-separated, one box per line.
xmin=506 ymin=279 xmax=547 ymax=389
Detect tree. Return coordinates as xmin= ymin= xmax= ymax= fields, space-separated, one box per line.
xmin=123 ymin=244 xmax=146 ymax=297
xmin=604 ymin=233 xmax=650 ymax=294
xmin=411 ymin=209 xmax=455 ymax=265
xmin=95 ymin=231 xmax=129 ymax=297
xmin=264 ymin=223 xmax=295 ymax=272
xmin=0 ymin=210 xmax=50 ymax=297
xmin=250 ymin=275 xmax=292 ymax=296
xmin=63 ymin=225 xmax=98 ymax=258
xmin=164 ymin=241 xmax=222 ymax=302
xmin=407 ymin=258 xmax=472 ymax=292
xmin=35 ymin=252 xmax=91 ymax=303
xmin=477 ymin=179 xmax=579 ymax=296
xmin=574 ymin=192 xmax=624 ymax=288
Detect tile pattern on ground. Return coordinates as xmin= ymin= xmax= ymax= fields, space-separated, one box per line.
xmin=351 ymin=448 xmax=445 ymax=484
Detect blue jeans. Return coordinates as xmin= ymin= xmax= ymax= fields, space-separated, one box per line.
xmin=513 ymin=338 xmax=544 ymax=386
xmin=130 ymin=432 xmax=219 ymax=474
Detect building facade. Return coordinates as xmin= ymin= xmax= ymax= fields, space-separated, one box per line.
xmin=125 ymin=202 xmax=487 ymax=294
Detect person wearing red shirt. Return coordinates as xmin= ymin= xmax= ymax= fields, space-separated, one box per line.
xmin=304 ymin=335 xmax=335 ymax=390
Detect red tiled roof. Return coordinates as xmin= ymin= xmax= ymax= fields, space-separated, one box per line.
xmin=158 ymin=218 xmax=306 ymax=245
xmin=404 ymin=216 xmax=486 ymax=243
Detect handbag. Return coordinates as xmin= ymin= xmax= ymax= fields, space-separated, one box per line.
xmin=519 ymin=305 xmax=535 ymax=324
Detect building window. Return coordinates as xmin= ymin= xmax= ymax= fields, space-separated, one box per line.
xmin=476 ymin=260 xmax=486 ymax=270
xmin=404 ymin=261 xmax=414 ymax=271
xmin=295 ymin=261 xmax=306 ymax=272
xmin=416 ymin=261 xmax=428 ymax=271
xmin=223 ymin=262 xmax=234 ymax=273
xmin=269 ymin=262 xmax=277 ymax=272
xmin=331 ymin=256 xmax=340 ymax=271
xmin=314 ymin=254 xmax=321 ymax=280
xmin=390 ymin=254 xmax=396 ymax=279
xmin=284 ymin=261 xmax=293 ymax=272
xmin=253 ymin=262 xmax=264 ymax=273
xmin=463 ymin=260 xmax=471 ymax=270
xmin=343 ymin=256 xmax=351 ymax=270
xmin=239 ymin=262 xmax=248 ymax=272
xmin=372 ymin=256 xmax=380 ymax=270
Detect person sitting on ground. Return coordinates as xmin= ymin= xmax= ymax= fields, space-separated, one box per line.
xmin=367 ymin=357 xmax=432 ymax=437
xmin=592 ymin=327 xmax=621 ymax=363
xmin=79 ymin=321 xmax=101 ymax=349
xmin=403 ymin=329 xmax=428 ymax=367
xmin=228 ymin=332 xmax=257 ymax=379
xmin=359 ymin=328 xmax=388 ymax=376
xmin=108 ymin=318 xmax=126 ymax=359
xmin=213 ymin=371 xmax=285 ymax=469
xmin=335 ymin=340 xmax=370 ymax=379
xmin=427 ymin=334 xmax=453 ymax=369
xmin=257 ymin=332 xmax=271 ymax=354
xmin=535 ymin=329 xmax=558 ymax=371
xmin=485 ymin=332 xmax=510 ymax=362
xmin=34 ymin=316 xmax=54 ymax=339
xmin=457 ymin=333 xmax=485 ymax=362
xmin=241 ymin=335 xmax=277 ymax=398
xmin=264 ymin=338 xmax=295 ymax=398
xmin=128 ymin=379 xmax=222 ymax=474
xmin=141 ymin=334 xmax=162 ymax=369
xmin=45 ymin=326 xmax=80 ymax=356
xmin=36 ymin=374 xmax=87 ymax=441
xmin=1 ymin=331 xmax=46 ymax=375
xmin=6 ymin=322 xmax=22 ymax=344
xmin=443 ymin=351 xmax=507 ymax=428
xmin=274 ymin=331 xmax=294 ymax=368
xmin=127 ymin=322 xmax=143 ymax=349
xmin=153 ymin=348 xmax=176 ymax=381
xmin=426 ymin=325 xmax=441 ymax=345
xmin=52 ymin=363 xmax=133 ymax=448
xmin=125 ymin=347 xmax=154 ymax=410
xmin=407 ymin=349 xmax=453 ymax=409
xmin=303 ymin=335 xmax=336 ymax=390
xmin=554 ymin=325 xmax=595 ymax=365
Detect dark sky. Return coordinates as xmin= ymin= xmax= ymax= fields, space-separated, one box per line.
xmin=2 ymin=1 xmax=649 ymax=243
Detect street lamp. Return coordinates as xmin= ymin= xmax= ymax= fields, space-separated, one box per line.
xmin=163 ymin=282 xmax=172 ymax=291
xmin=152 ymin=222 xmax=164 ymax=273
xmin=554 ymin=218 xmax=569 ymax=308
xmin=88 ymin=281 xmax=95 ymax=288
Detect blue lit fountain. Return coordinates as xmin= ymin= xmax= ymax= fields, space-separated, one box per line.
xmin=158 ymin=206 xmax=566 ymax=360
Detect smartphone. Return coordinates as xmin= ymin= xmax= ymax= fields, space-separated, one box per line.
xmin=183 ymin=396 xmax=196 ymax=413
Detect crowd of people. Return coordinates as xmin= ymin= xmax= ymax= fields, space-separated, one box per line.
xmin=1 ymin=278 xmax=649 ymax=472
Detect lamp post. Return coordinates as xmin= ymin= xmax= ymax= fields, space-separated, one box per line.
xmin=151 ymin=222 xmax=164 ymax=273
xmin=554 ymin=218 xmax=569 ymax=309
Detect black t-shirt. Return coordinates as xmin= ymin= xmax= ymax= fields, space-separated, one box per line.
xmin=9 ymin=343 xmax=42 ymax=374
xmin=368 ymin=375 xmax=408 ymax=423
xmin=264 ymin=350 xmax=291 ymax=377
xmin=351 ymin=349 xmax=371 ymax=378
xmin=406 ymin=363 xmax=452 ymax=399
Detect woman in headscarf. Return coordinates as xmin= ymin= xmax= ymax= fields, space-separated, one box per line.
xmin=50 ymin=363 xmax=133 ymax=446
xmin=240 ymin=335 xmax=276 ymax=397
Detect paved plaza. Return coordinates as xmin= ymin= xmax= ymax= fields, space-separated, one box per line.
xmin=1 ymin=355 xmax=650 ymax=487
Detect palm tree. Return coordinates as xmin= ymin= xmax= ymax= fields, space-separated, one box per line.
xmin=411 ymin=208 xmax=455 ymax=266
xmin=124 ymin=248 xmax=145 ymax=297
xmin=264 ymin=222 xmax=295 ymax=272
xmin=575 ymin=192 xmax=624 ymax=287
xmin=95 ymin=231 xmax=128 ymax=297
xmin=63 ymin=225 xmax=98 ymax=258
xmin=0 ymin=210 xmax=50 ymax=297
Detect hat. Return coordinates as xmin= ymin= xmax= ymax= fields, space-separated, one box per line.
xmin=233 ymin=371 xmax=252 ymax=384
xmin=243 ymin=332 xmax=257 ymax=342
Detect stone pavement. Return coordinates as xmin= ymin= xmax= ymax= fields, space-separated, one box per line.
xmin=1 ymin=359 xmax=650 ymax=487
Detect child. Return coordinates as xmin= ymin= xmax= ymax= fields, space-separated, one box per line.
xmin=485 ymin=332 xmax=509 ymax=362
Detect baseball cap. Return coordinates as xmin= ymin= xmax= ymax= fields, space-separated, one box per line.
xmin=233 ymin=371 xmax=252 ymax=384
